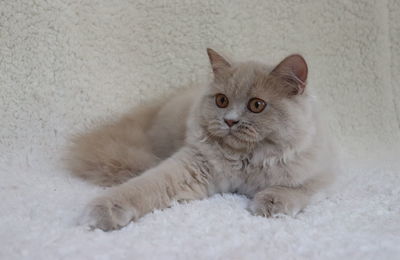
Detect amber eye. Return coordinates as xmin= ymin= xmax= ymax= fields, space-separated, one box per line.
xmin=247 ymin=98 xmax=267 ymax=113
xmin=215 ymin=93 xmax=229 ymax=108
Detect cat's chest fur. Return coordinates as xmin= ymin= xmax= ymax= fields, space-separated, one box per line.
xmin=202 ymin=144 xmax=298 ymax=198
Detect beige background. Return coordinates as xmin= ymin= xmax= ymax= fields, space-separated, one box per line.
xmin=1 ymin=0 xmax=399 ymax=169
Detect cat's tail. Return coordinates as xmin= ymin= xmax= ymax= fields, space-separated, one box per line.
xmin=65 ymin=104 xmax=161 ymax=187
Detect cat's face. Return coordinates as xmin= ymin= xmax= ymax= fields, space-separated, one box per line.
xmin=199 ymin=49 xmax=309 ymax=151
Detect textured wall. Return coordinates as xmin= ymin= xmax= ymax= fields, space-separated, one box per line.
xmin=1 ymin=0 xmax=399 ymax=169
xmin=389 ymin=0 xmax=400 ymax=134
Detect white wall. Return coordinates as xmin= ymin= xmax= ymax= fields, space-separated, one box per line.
xmin=1 ymin=0 xmax=399 ymax=169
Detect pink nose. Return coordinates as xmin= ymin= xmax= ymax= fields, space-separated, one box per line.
xmin=224 ymin=119 xmax=239 ymax=127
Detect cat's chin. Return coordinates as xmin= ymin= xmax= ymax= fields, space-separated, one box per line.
xmin=204 ymin=129 xmax=255 ymax=152
xmin=222 ymin=134 xmax=255 ymax=152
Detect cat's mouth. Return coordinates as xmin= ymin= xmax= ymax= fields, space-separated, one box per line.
xmin=205 ymin=124 xmax=258 ymax=149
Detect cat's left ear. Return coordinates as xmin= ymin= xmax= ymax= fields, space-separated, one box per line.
xmin=271 ymin=54 xmax=308 ymax=95
xmin=207 ymin=48 xmax=231 ymax=81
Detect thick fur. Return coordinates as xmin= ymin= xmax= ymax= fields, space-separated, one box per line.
xmin=68 ymin=50 xmax=336 ymax=231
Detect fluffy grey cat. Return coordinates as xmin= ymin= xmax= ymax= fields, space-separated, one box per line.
xmin=68 ymin=49 xmax=336 ymax=231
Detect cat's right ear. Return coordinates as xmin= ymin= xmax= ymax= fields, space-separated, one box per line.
xmin=271 ymin=54 xmax=308 ymax=96
xmin=207 ymin=48 xmax=231 ymax=81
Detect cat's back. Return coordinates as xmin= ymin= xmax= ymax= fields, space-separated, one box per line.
xmin=147 ymin=86 xmax=201 ymax=159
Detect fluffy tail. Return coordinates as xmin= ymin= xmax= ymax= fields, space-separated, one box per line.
xmin=66 ymin=104 xmax=161 ymax=187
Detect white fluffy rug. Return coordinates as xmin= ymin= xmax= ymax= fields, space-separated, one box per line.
xmin=1 ymin=0 xmax=400 ymax=259
xmin=1 ymin=157 xmax=400 ymax=259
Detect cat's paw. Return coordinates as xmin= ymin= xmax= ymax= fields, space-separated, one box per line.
xmin=249 ymin=188 xmax=299 ymax=218
xmin=80 ymin=196 xmax=137 ymax=231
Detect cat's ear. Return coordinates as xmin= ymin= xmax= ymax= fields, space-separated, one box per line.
xmin=271 ymin=54 xmax=308 ymax=95
xmin=207 ymin=48 xmax=231 ymax=80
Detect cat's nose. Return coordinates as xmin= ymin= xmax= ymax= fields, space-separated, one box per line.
xmin=224 ymin=119 xmax=239 ymax=127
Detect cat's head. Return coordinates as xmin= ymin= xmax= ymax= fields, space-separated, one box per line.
xmin=198 ymin=48 xmax=312 ymax=152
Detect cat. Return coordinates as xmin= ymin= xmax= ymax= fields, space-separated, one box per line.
xmin=67 ymin=49 xmax=336 ymax=231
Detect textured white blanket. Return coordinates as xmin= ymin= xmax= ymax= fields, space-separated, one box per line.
xmin=1 ymin=1 xmax=399 ymax=259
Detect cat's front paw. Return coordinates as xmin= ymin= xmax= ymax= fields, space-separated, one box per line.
xmin=249 ymin=188 xmax=299 ymax=218
xmin=80 ymin=196 xmax=137 ymax=231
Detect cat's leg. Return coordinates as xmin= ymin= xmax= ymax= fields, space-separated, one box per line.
xmin=81 ymin=148 xmax=211 ymax=231
xmin=249 ymin=185 xmax=314 ymax=217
